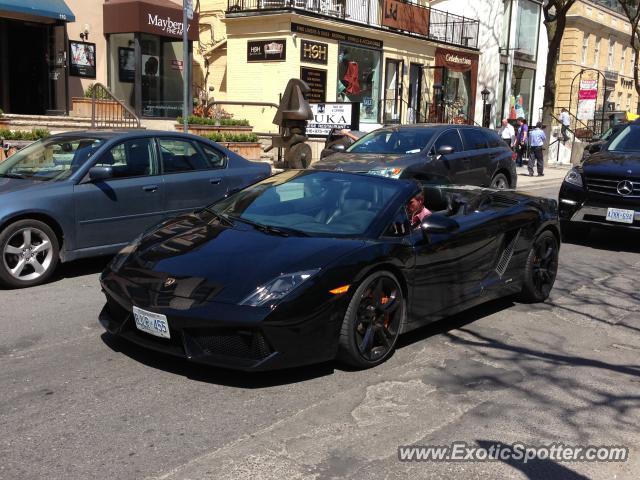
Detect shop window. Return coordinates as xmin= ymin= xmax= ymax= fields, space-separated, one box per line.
xmin=337 ymin=44 xmax=381 ymax=123
xmin=444 ymin=70 xmax=472 ymax=124
xmin=141 ymin=33 xmax=185 ymax=118
xmin=509 ymin=67 xmax=535 ymax=121
xmin=514 ymin=0 xmax=540 ymax=59
xmin=108 ymin=33 xmax=136 ymax=109
xmin=384 ymin=59 xmax=403 ymax=124
xmin=500 ymin=0 xmax=512 ymax=51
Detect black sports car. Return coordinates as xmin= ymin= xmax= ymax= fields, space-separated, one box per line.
xmin=99 ymin=170 xmax=560 ymax=371
xmin=560 ymin=122 xmax=640 ymax=237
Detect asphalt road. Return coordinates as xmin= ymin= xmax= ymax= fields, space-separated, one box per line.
xmin=2 ymin=180 xmax=639 ymax=480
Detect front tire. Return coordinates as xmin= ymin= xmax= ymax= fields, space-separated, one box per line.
xmin=518 ymin=230 xmax=559 ymax=303
xmin=337 ymin=271 xmax=405 ymax=369
xmin=491 ymin=172 xmax=510 ymax=190
xmin=0 ymin=219 xmax=60 ymax=288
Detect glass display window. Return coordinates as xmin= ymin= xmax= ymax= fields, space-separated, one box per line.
xmin=510 ymin=66 xmax=535 ymax=121
xmin=337 ymin=43 xmax=381 ymax=123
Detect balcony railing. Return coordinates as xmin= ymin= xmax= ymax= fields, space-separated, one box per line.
xmin=226 ymin=0 xmax=479 ymax=49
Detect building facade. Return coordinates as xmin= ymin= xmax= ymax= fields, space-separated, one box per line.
xmin=555 ymin=0 xmax=639 ymax=130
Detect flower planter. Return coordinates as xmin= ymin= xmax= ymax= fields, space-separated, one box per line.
xmin=175 ymin=124 xmax=253 ymax=136
xmin=218 ymin=142 xmax=262 ymax=160
xmin=71 ymin=97 xmax=123 ymax=118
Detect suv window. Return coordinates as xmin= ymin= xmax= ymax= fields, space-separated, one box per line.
xmin=159 ymin=138 xmax=212 ymax=173
xmin=484 ymin=130 xmax=504 ymax=148
xmin=434 ymin=130 xmax=464 ymax=153
xmin=94 ymin=138 xmax=156 ymax=178
xmin=461 ymin=129 xmax=488 ymax=150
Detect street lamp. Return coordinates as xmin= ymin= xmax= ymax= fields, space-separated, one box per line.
xmin=481 ymin=88 xmax=491 ymax=128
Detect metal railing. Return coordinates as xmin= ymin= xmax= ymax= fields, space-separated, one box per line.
xmin=226 ymin=0 xmax=479 ymax=49
xmin=91 ymin=83 xmax=141 ymax=129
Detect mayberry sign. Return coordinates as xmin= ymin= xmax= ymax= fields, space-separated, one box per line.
xmin=103 ymin=0 xmax=199 ymax=41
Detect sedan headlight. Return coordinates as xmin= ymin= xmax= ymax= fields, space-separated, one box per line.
xmin=367 ymin=167 xmax=403 ymax=179
xmin=240 ymin=269 xmax=320 ymax=307
xmin=564 ymin=167 xmax=583 ymax=188
xmin=109 ymin=232 xmax=144 ymax=272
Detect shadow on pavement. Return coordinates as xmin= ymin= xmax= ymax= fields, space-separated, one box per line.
xmin=562 ymin=227 xmax=640 ymax=253
xmin=50 ymin=255 xmax=113 ymax=283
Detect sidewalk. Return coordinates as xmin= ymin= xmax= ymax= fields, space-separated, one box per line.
xmin=515 ymin=163 xmax=569 ymax=189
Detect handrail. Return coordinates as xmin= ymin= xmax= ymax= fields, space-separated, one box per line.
xmin=91 ymin=83 xmax=141 ymax=129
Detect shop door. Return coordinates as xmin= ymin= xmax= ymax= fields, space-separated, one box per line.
xmin=384 ymin=59 xmax=403 ymax=124
xmin=48 ymin=25 xmax=68 ymax=114
xmin=408 ymin=63 xmax=423 ymax=124
xmin=423 ymin=65 xmax=445 ymax=123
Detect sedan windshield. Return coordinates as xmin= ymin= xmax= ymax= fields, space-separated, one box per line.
xmin=347 ymin=128 xmax=435 ymax=155
xmin=607 ymin=125 xmax=640 ymax=153
xmin=212 ymin=171 xmax=404 ymax=237
xmin=0 ymin=136 xmax=104 ymax=181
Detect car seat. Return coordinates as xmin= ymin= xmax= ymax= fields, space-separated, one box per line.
xmin=327 ymin=182 xmax=377 ymax=224
xmin=127 ymin=143 xmax=151 ymax=176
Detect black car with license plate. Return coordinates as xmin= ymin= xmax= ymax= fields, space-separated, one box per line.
xmin=559 ymin=122 xmax=640 ymax=238
xmin=99 ymin=170 xmax=559 ymax=371
xmin=312 ymin=125 xmax=517 ymax=190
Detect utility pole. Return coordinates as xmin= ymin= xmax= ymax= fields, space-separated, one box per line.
xmin=183 ymin=0 xmax=193 ymax=133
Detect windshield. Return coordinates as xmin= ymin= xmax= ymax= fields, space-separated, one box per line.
xmin=211 ymin=170 xmax=404 ymax=237
xmin=607 ymin=125 xmax=640 ymax=153
xmin=347 ymin=128 xmax=435 ymax=155
xmin=0 ymin=136 xmax=104 ymax=181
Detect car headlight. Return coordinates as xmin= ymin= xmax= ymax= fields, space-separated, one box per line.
xmin=564 ymin=167 xmax=583 ymax=188
xmin=240 ymin=269 xmax=320 ymax=307
xmin=367 ymin=167 xmax=403 ymax=179
xmin=109 ymin=232 xmax=144 ymax=272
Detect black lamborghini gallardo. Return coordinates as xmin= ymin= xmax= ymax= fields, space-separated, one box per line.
xmin=99 ymin=170 xmax=560 ymax=370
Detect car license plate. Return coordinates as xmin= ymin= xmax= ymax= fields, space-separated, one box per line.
xmin=133 ymin=306 xmax=170 ymax=339
xmin=605 ymin=208 xmax=635 ymax=224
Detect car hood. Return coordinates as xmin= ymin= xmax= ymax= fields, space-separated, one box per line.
xmin=120 ymin=213 xmax=366 ymax=304
xmin=0 ymin=177 xmax=52 ymax=194
xmin=312 ymin=152 xmax=417 ymax=172
xmin=582 ymin=152 xmax=640 ymax=177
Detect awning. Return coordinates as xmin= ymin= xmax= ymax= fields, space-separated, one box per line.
xmin=0 ymin=0 xmax=75 ymax=22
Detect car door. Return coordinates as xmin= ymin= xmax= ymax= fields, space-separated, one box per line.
xmin=459 ymin=128 xmax=490 ymax=186
xmin=158 ymin=137 xmax=231 ymax=217
xmin=73 ymin=137 xmax=165 ymax=250
xmin=422 ymin=129 xmax=465 ymax=185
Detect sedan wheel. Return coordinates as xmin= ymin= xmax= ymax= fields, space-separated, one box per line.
xmin=0 ymin=220 xmax=59 ymax=288
xmin=518 ymin=230 xmax=558 ymax=303
xmin=491 ymin=173 xmax=510 ymax=190
xmin=338 ymin=271 xmax=404 ymax=368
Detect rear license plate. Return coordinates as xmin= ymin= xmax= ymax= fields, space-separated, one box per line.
xmin=605 ymin=208 xmax=635 ymax=224
xmin=133 ymin=306 xmax=170 ymax=339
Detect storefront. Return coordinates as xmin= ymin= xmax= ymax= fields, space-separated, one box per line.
xmin=0 ymin=0 xmax=75 ymax=115
xmin=509 ymin=65 xmax=536 ymax=121
xmin=103 ymin=0 xmax=198 ymax=118
xmin=432 ymin=48 xmax=479 ymax=125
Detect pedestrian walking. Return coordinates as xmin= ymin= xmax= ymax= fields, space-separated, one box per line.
xmin=560 ymin=108 xmax=570 ymax=142
xmin=498 ymin=119 xmax=515 ymax=148
xmin=528 ymin=121 xmax=546 ymax=177
xmin=514 ymin=117 xmax=528 ymax=167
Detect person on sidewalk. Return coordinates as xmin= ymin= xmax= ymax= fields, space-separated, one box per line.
xmin=560 ymin=108 xmax=570 ymax=143
xmin=514 ymin=117 xmax=528 ymax=167
xmin=528 ymin=122 xmax=546 ymax=177
xmin=498 ymin=119 xmax=515 ymax=148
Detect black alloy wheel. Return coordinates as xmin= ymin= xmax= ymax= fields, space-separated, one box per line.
xmin=338 ymin=271 xmax=405 ymax=368
xmin=518 ymin=230 xmax=559 ymax=303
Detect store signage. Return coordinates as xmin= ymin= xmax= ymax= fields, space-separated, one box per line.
xmin=621 ymin=78 xmax=634 ymax=88
xmin=301 ymin=40 xmax=328 ymax=65
xmin=307 ymin=102 xmax=360 ymax=137
xmin=445 ymin=54 xmax=472 ymax=66
xmin=171 ymin=60 xmax=184 ymax=71
xmin=382 ymin=0 xmax=429 ymax=36
xmin=292 ymin=23 xmax=382 ymax=49
xmin=577 ymin=79 xmax=598 ymax=121
xmin=300 ymin=67 xmax=327 ymax=103
xmin=247 ymin=39 xmax=287 ymax=62
xmin=69 ymin=41 xmax=96 ymax=78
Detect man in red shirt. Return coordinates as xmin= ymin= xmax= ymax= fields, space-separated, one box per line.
xmin=408 ymin=191 xmax=432 ymax=228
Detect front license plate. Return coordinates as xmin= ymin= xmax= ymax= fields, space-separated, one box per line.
xmin=133 ymin=306 xmax=170 ymax=339
xmin=605 ymin=208 xmax=635 ymax=224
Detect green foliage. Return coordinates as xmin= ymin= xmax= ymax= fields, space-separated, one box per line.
xmin=202 ymin=132 xmax=258 ymax=143
xmin=176 ymin=115 xmax=250 ymax=126
xmin=83 ymin=83 xmax=111 ymax=100
xmin=0 ymin=129 xmax=51 ymax=140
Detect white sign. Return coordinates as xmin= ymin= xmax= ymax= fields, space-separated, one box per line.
xmin=307 ymin=103 xmax=353 ymax=136
xmin=577 ymin=79 xmax=598 ymax=121
xmin=185 ymin=0 xmax=193 ymax=20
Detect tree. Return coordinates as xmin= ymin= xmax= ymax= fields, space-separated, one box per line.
xmin=541 ymin=0 xmax=579 ymax=143
xmin=616 ymin=0 xmax=640 ymax=98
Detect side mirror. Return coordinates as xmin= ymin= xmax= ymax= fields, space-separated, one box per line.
xmin=420 ymin=214 xmax=459 ymax=236
xmin=437 ymin=145 xmax=455 ymax=156
xmin=331 ymin=144 xmax=346 ymax=153
xmin=89 ymin=166 xmax=113 ymax=181
xmin=590 ymin=135 xmax=601 ymax=142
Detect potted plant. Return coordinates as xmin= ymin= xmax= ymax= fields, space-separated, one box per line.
xmin=71 ymin=83 xmax=121 ymax=118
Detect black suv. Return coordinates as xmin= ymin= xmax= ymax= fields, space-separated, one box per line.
xmin=312 ymin=125 xmax=517 ymax=189
xmin=581 ymin=122 xmax=627 ymax=162
xmin=559 ymin=122 xmax=640 ymax=237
